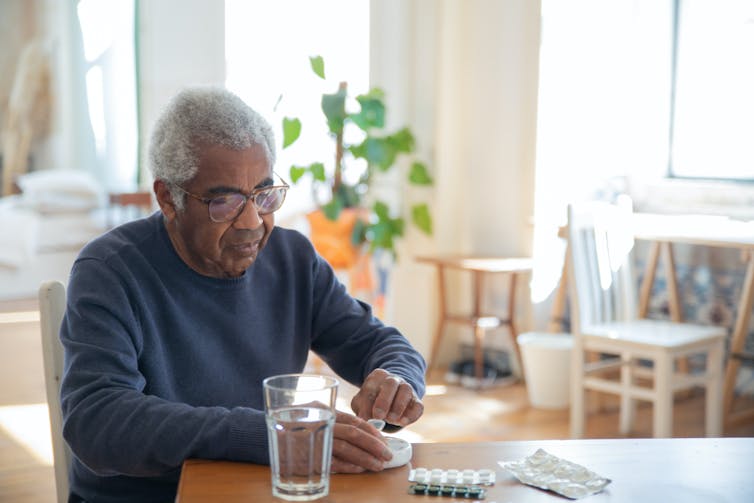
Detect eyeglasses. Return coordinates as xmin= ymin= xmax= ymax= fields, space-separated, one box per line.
xmin=174 ymin=174 xmax=289 ymax=223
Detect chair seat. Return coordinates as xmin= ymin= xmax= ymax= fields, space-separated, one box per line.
xmin=584 ymin=319 xmax=726 ymax=350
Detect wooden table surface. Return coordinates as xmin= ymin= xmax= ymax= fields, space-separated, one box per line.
xmin=176 ymin=438 xmax=754 ymax=502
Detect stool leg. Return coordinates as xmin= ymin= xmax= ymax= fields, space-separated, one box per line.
xmin=507 ymin=273 xmax=524 ymax=378
xmin=426 ymin=264 xmax=447 ymax=374
xmin=474 ymin=324 xmax=485 ymax=382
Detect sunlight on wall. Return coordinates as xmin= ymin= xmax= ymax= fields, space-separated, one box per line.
xmin=0 ymin=403 xmax=53 ymax=466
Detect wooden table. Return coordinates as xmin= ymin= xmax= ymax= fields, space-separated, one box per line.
xmin=176 ymin=438 xmax=754 ymax=502
xmin=415 ymin=256 xmax=533 ymax=381
xmin=631 ymin=213 xmax=754 ymax=429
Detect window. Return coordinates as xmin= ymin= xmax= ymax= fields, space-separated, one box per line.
xmin=669 ymin=0 xmax=754 ymax=181
xmin=224 ymin=0 xmax=370 ymax=222
xmin=77 ymin=0 xmax=138 ymax=189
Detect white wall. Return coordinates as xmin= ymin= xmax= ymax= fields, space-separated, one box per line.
xmin=371 ymin=0 xmax=541 ymax=362
xmin=137 ymin=0 xmax=226 ymax=185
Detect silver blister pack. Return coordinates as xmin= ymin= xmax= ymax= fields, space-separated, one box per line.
xmin=500 ymin=448 xmax=611 ymax=499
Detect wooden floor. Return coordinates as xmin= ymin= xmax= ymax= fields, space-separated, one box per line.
xmin=1 ymin=301 xmax=753 ymax=502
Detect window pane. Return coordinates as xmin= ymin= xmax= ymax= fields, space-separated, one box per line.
xmin=670 ymin=0 xmax=754 ymax=180
xmin=224 ymin=0 xmax=370 ymax=221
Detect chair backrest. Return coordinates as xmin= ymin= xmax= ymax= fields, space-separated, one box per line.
xmin=567 ymin=197 xmax=637 ymax=334
xmin=39 ymin=280 xmax=70 ymax=503
xmin=107 ymin=190 xmax=153 ymax=227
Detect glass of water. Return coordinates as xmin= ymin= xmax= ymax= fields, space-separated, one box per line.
xmin=263 ymin=374 xmax=338 ymax=501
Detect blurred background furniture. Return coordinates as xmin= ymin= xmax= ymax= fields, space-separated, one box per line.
xmin=567 ymin=198 xmax=726 ymax=438
xmin=631 ymin=212 xmax=754 ymax=431
xmin=415 ymin=255 xmax=533 ymax=384
xmin=107 ymin=190 xmax=153 ymax=228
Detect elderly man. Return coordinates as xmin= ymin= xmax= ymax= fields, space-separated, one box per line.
xmin=60 ymin=87 xmax=426 ymax=502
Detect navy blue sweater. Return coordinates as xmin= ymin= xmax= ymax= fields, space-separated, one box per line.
xmin=60 ymin=212 xmax=426 ymax=502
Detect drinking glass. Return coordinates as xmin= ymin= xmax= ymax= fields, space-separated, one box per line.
xmin=263 ymin=374 xmax=338 ymax=501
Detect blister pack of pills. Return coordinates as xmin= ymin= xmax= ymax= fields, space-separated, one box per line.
xmin=499 ymin=448 xmax=611 ymax=499
xmin=408 ymin=467 xmax=496 ymax=486
xmin=408 ymin=483 xmax=486 ymax=499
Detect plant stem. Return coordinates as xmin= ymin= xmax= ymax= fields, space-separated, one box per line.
xmin=333 ymin=81 xmax=347 ymax=193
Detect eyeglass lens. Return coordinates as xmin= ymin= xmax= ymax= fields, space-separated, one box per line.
xmin=208 ymin=187 xmax=287 ymax=222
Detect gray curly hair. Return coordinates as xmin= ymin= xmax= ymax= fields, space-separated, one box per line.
xmin=148 ymin=86 xmax=276 ymax=211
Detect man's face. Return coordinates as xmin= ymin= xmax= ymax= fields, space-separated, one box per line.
xmin=157 ymin=144 xmax=276 ymax=278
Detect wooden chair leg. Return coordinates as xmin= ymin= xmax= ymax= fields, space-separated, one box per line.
xmin=653 ymin=353 xmax=673 ymax=438
xmin=619 ymin=352 xmax=635 ymax=435
xmin=570 ymin=341 xmax=585 ymax=439
xmin=706 ymin=341 xmax=724 ymax=437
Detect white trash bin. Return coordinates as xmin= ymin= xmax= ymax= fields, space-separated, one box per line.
xmin=517 ymin=332 xmax=573 ymax=409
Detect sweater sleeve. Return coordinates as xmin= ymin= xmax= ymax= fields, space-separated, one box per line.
xmin=60 ymin=259 xmax=269 ymax=477
xmin=308 ymin=253 xmax=427 ymax=398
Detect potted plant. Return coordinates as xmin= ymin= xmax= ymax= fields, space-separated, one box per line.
xmin=281 ymin=55 xmax=433 ymax=268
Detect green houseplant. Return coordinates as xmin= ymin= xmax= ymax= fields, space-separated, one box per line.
xmin=282 ymin=56 xmax=433 ymax=260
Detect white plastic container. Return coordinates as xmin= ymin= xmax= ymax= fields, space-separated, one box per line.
xmin=517 ymin=332 xmax=573 ymax=409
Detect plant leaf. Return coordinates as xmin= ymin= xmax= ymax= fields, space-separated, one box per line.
xmin=408 ymin=162 xmax=433 ymax=185
xmin=351 ymin=219 xmax=367 ymax=246
xmin=290 ymin=165 xmax=307 ymax=183
xmin=309 ymin=162 xmax=326 ymax=182
xmin=387 ymin=127 xmax=415 ymax=153
xmin=322 ymin=198 xmax=343 ymax=220
xmin=321 ymin=86 xmax=347 ymax=134
xmin=282 ymin=117 xmax=301 ymax=149
xmin=351 ymin=91 xmax=385 ymax=130
xmin=412 ymin=203 xmax=433 ymax=235
xmin=373 ymin=200 xmax=390 ymax=220
xmin=309 ymin=55 xmax=325 ymax=79
xmin=353 ymin=137 xmax=396 ymax=171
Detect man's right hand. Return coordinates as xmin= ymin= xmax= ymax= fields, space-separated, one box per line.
xmin=330 ymin=411 xmax=393 ymax=473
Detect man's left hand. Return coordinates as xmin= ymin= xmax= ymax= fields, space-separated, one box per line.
xmin=350 ymin=369 xmax=423 ymax=427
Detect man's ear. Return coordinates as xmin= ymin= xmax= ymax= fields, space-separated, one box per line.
xmin=154 ymin=179 xmax=177 ymax=222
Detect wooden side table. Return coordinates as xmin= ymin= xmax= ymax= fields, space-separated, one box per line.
xmin=416 ymin=255 xmax=533 ymax=382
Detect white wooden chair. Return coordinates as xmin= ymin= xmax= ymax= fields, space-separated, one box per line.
xmin=566 ymin=198 xmax=726 ymax=438
xmin=39 ymin=280 xmax=71 ymax=502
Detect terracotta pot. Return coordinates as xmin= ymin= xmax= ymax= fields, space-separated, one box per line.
xmin=306 ymin=208 xmax=363 ymax=269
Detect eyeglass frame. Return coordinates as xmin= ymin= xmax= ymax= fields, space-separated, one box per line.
xmin=172 ymin=172 xmax=290 ymax=223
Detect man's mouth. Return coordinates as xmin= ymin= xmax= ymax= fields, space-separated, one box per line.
xmin=230 ymin=241 xmax=259 ymax=256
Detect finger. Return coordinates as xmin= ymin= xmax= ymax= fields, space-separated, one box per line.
xmin=350 ymin=389 xmax=375 ymax=420
xmin=331 ymin=457 xmax=365 ymax=474
xmin=337 ymin=411 xmax=387 ymax=442
xmin=331 ymin=437 xmax=384 ymax=472
xmin=333 ymin=415 xmax=390 ymax=456
xmin=399 ymin=396 xmax=424 ymax=426
xmin=331 ymin=416 xmax=393 ymax=472
xmin=351 ymin=369 xmax=390 ymax=419
xmin=372 ymin=375 xmax=401 ymax=420
xmin=384 ymin=382 xmax=415 ymax=425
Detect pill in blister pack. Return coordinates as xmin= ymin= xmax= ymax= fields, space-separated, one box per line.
xmin=408 ymin=467 xmax=496 ymax=486
xmin=408 ymin=483 xmax=487 ymax=499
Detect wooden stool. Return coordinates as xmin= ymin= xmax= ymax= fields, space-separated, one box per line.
xmin=416 ymin=256 xmax=533 ymax=383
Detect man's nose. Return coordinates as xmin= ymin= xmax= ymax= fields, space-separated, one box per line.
xmin=233 ymin=199 xmax=264 ymax=230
